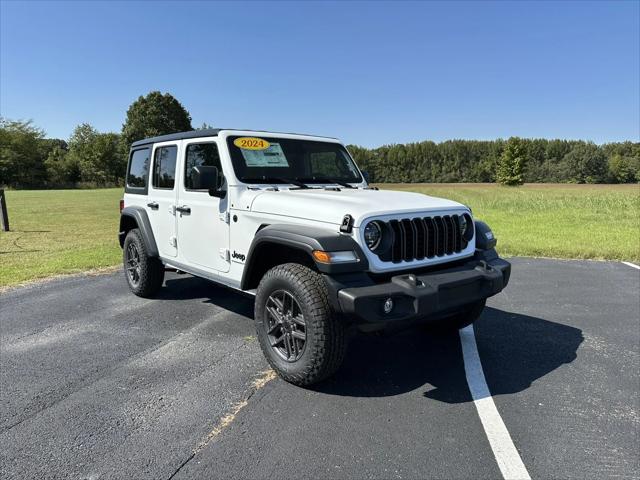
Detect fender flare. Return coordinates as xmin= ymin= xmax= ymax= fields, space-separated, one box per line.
xmin=474 ymin=220 xmax=497 ymax=251
xmin=240 ymin=224 xmax=369 ymax=290
xmin=119 ymin=206 xmax=159 ymax=257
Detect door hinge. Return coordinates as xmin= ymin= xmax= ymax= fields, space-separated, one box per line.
xmin=220 ymin=211 xmax=230 ymax=223
xmin=169 ymin=236 xmax=177 ymax=248
xmin=219 ymin=248 xmax=230 ymax=262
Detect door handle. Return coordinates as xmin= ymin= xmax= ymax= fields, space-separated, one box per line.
xmin=175 ymin=205 xmax=191 ymax=214
xmin=147 ymin=202 xmax=159 ymax=210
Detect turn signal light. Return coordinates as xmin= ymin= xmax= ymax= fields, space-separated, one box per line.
xmin=312 ymin=250 xmax=332 ymax=263
xmin=119 ymin=199 xmax=124 ymax=212
xmin=312 ymin=250 xmax=358 ymax=264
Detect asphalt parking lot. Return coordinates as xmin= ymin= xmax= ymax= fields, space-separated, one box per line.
xmin=1 ymin=258 xmax=638 ymax=479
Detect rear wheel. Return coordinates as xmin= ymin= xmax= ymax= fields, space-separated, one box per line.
xmin=123 ymin=228 xmax=164 ymax=297
xmin=255 ymin=263 xmax=347 ymax=386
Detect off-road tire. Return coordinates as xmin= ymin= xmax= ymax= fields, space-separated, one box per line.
xmin=123 ymin=228 xmax=164 ymax=298
xmin=255 ymin=263 xmax=347 ymax=386
xmin=428 ymin=299 xmax=486 ymax=332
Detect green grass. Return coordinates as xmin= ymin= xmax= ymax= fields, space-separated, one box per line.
xmin=380 ymin=183 xmax=640 ymax=263
xmin=1 ymin=188 xmax=123 ymax=287
xmin=0 ymin=184 xmax=638 ymax=288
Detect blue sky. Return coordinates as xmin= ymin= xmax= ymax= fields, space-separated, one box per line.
xmin=1 ymin=1 xmax=638 ymax=147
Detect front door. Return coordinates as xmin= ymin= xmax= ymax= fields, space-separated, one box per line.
xmin=147 ymin=142 xmax=179 ymax=258
xmin=176 ymin=140 xmax=230 ymax=272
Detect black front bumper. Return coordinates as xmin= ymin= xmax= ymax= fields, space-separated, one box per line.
xmin=329 ymin=250 xmax=510 ymax=325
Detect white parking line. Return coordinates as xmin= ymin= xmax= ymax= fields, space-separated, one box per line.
xmin=460 ymin=325 xmax=531 ymax=480
xmin=622 ymin=261 xmax=640 ymax=270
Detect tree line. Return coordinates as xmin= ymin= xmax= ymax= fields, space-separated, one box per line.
xmin=0 ymin=92 xmax=193 ymax=188
xmin=1 ymin=91 xmax=638 ymax=188
xmin=349 ymin=137 xmax=639 ymax=185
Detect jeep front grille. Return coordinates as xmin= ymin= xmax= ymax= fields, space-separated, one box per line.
xmin=379 ymin=215 xmax=470 ymax=263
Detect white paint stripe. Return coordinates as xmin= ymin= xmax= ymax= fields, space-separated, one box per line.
xmin=460 ymin=325 xmax=531 ymax=480
xmin=622 ymin=261 xmax=640 ymax=270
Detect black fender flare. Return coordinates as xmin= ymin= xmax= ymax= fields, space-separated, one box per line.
xmin=119 ymin=206 xmax=159 ymax=257
xmin=474 ymin=220 xmax=497 ymax=251
xmin=240 ymin=224 xmax=369 ymax=290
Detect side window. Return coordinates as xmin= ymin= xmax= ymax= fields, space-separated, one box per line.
xmin=127 ymin=148 xmax=150 ymax=189
xmin=184 ymin=143 xmax=222 ymax=190
xmin=152 ymin=145 xmax=177 ymax=189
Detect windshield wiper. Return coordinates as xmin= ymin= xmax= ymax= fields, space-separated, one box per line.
xmin=241 ymin=177 xmax=310 ymax=189
xmin=297 ymin=177 xmax=356 ymax=189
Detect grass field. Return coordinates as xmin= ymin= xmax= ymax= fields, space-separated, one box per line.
xmin=1 ymin=189 xmax=124 ymax=288
xmin=383 ymin=183 xmax=639 ymax=263
xmin=0 ymin=184 xmax=638 ymax=288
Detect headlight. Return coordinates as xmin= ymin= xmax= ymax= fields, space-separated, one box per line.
xmin=459 ymin=213 xmax=474 ymax=241
xmin=363 ymin=221 xmax=382 ymax=250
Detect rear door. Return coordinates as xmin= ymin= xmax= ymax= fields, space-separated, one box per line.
xmin=176 ymin=139 xmax=230 ymax=272
xmin=147 ymin=142 xmax=179 ymax=258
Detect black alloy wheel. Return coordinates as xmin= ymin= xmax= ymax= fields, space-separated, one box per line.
xmin=265 ymin=289 xmax=307 ymax=362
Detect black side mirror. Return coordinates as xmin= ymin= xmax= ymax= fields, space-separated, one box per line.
xmin=361 ymin=171 xmax=370 ymax=183
xmin=191 ymin=165 xmax=225 ymax=198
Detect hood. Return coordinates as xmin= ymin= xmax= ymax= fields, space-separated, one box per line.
xmin=247 ymin=188 xmax=467 ymax=227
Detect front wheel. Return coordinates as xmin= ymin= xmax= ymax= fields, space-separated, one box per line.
xmin=254 ymin=263 xmax=347 ymax=386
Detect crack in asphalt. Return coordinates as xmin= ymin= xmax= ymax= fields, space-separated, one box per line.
xmin=167 ymin=369 xmax=276 ymax=480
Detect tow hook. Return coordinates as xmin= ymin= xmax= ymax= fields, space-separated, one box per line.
xmin=476 ymin=260 xmax=494 ymax=272
xmin=395 ymin=274 xmax=425 ymax=288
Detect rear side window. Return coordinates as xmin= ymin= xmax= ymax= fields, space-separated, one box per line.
xmin=127 ymin=148 xmax=150 ymax=189
xmin=152 ymin=145 xmax=177 ymax=189
xmin=184 ymin=143 xmax=222 ymax=190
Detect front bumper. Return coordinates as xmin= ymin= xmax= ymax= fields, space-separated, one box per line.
xmin=333 ymin=250 xmax=510 ymax=324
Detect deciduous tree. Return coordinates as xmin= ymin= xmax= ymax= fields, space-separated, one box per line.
xmin=67 ymin=124 xmax=123 ymax=185
xmin=121 ymin=91 xmax=193 ymax=149
xmin=0 ymin=118 xmax=46 ymax=187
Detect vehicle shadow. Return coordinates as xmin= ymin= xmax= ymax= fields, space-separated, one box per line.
xmin=160 ymin=275 xmax=255 ymax=318
xmin=312 ymin=307 xmax=584 ymax=402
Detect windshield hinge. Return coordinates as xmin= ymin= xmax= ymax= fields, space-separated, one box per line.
xmin=340 ymin=214 xmax=353 ymax=233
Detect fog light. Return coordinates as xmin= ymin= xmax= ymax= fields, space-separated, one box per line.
xmin=383 ymin=297 xmax=394 ymax=314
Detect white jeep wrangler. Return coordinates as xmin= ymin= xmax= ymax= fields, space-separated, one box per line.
xmin=119 ymin=129 xmax=510 ymax=385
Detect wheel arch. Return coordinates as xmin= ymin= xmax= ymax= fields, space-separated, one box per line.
xmin=119 ymin=206 xmax=159 ymax=257
xmin=240 ymin=224 xmax=368 ymax=291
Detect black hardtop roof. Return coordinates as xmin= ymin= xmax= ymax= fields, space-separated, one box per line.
xmin=130 ymin=128 xmax=338 ymax=148
xmin=131 ymin=129 xmax=221 ymax=147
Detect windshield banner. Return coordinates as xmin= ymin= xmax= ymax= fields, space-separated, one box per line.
xmin=240 ymin=142 xmax=290 ymax=167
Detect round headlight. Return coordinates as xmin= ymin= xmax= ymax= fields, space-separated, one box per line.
xmin=363 ymin=221 xmax=382 ymax=250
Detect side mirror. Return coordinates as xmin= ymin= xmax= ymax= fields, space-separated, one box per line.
xmin=191 ymin=165 xmax=225 ymax=198
xmin=361 ymin=171 xmax=370 ymax=183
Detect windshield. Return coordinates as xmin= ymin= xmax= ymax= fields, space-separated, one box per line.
xmin=226 ymin=135 xmax=363 ymax=185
